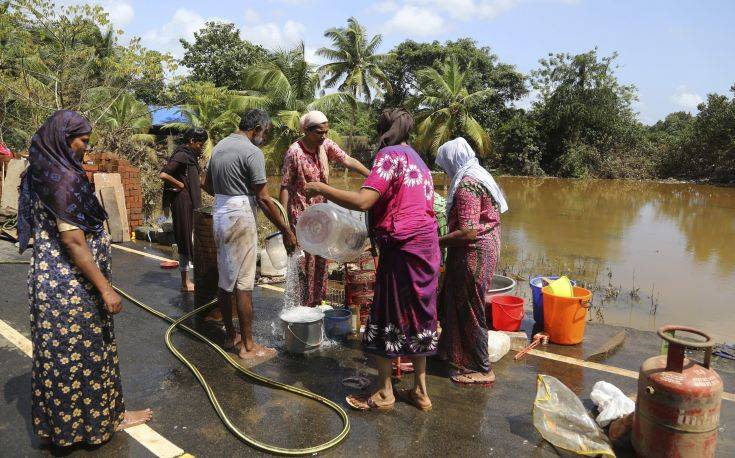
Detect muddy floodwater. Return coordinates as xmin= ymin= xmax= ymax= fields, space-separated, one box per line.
xmin=268 ymin=175 xmax=735 ymax=342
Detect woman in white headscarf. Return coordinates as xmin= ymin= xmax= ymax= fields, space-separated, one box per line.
xmin=279 ymin=111 xmax=370 ymax=306
xmin=435 ymin=137 xmax=508 ymax=386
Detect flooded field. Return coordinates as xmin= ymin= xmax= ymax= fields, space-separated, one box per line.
xmin=267 ymin=175 xmax=735 ymax=342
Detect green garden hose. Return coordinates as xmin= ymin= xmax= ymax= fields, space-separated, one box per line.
xmin=112 ymin=286 xmax=350 ymax=455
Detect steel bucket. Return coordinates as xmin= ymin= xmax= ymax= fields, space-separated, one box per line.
xmin=281 ymin=316 xmax=324 ymax=354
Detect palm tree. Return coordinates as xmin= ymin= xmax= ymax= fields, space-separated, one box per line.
xmin=317 ymin=18 xmax=390 ymax=101
xmin=84 ymin=90 xmax=156 ymax=163
xmin=415 ymin=57 xmax=492 ymax=156
xmin=164 ymin=82 xmax=242 ymax=158
xmin=316 ymin=17 xmax=390 ymax=155
xmin=94 ymin=92 xmax=154 ymax=142
xmin=239 ymin=43 xmax=354 ymax=170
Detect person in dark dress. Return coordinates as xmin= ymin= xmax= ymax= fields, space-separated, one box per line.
xmin=17 ymin=110 xmax=152 ymax=448
xmin=160 ymin=128 xmax=207 ymax=291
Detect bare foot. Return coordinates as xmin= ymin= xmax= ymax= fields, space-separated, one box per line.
xmin=181 ymin=282 xmax=195 ymax=292
xmin=238 ymin=343 xmax=277 ymax=360
xmin=204 ymin=308 xmax=223 ymax=323
xmin=395 ymin=388 xmax=432 ymax=411
xmin=223 ymin=333 xmax=242 ymax=350
xmin=115 ymin=409 xmax=153 ymax=431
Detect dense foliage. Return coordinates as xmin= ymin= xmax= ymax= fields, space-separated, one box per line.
xmin=179 ymin=22 xmax=268 ymax=90
xmin=1 ymin=2 xmax=733 ymax=206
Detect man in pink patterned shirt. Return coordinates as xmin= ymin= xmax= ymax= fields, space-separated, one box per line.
xmin=279 ymin=111 xmax=370 ymax=306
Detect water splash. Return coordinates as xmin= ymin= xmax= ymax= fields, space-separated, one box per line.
xmin=283 ymin=249 xmax=305 ymax=312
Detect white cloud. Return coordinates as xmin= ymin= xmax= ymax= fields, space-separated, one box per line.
xmin=304 ymin=46 xmax=328 ymax=66
xmin=370 ymin=1 xmax=400 ymax=13
xmin=141 ymin=9 xmax=215 ymax=58
xmin=56 ymin=0 xmax=134 ymax=27
xmin=374 ymin=0 xmax=574 ymax=23
xmin=242 ymin=20 xmax=306 ymax=49
xmin=670 ymin=86 xmax=703 ymax=111
xmin=383 ymin=6 xmax=445 ymax=36
xmin=406 ymin=0 xmax=521 ymax=21
xmin=244 ymin=8 xmax=260 ymax=24
xmin=104 ymin=2 xmax=134 ymax=27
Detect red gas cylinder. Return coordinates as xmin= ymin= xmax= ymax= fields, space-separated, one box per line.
xmin=632 ymin=326 xmax=723 ymax=458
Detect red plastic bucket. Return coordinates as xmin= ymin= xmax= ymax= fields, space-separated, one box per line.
xmin=489 ymin=295 xmax=525 ymax=331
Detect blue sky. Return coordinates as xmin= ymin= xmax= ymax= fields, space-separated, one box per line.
xmin=93 ymin=0 xmax=735 ymax=124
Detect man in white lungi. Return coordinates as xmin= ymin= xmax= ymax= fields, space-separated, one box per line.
xmin=204 ymin=109 xmax=296 ymax=359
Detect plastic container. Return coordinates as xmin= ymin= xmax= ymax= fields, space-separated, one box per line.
xmin=485 ymin=274 xmax=517 ymax=304
xmin=487 ymin=330 xmax=511 ymax=362
xmin=323 ymin=308 xmax=352 ymax=340
xmin=530 ymin=276 xmax=578 ymax=324
xmin=260 ymin=248 xmax=286 ymax=277
xmin=295 ymin=203 xmax=368 ymax=263
xmin=265 ymin=232 xmax=288 ymax=270
xmin=542 ymin=286 xmax=593 ymax=345
xmin=544 ymin=276 xmax=574 ymax=297
xmin=489 ymin=295 xmax=525 ymax=331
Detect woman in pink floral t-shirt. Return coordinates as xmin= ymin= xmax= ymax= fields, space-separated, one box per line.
xmin=279 ymin=111 xmax=369 ymax=306
xmin=305 ymin=109 xmax=439 ymax=413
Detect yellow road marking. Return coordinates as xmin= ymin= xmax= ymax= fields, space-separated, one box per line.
xmin=0 ymin=319 xmax=32 ymax=357
xmin=124 ymin=424 xmax=185 ymax=458
xmin=0 ymin=319 xmax=188 ymax=456
xmin=527 ymin=348 xmax=639 ymax=378
xmin=111 ymin=244 xmax=174 ymax=262
xmin=113 ymin=243 xmax=735 ymax=404
xmin=258 ymin=283 xmax=285 ymax=293
xmin=525 ymin=348 xmax=735 ymax=402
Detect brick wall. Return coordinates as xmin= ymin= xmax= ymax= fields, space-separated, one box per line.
xmin=82 ymin=152 xmax=142 ymax=233
xmin=193 ymin=208 xmax=219 ymax=307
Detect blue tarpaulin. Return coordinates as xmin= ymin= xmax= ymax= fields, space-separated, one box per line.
xmin=149 ymin=106 xmax=186 ymax=126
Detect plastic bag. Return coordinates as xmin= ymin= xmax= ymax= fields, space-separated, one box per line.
xmin=591 ymin=381 xmax=635 ymax=427
xmin=487 ymin=331 xmax=511 ymax=362
xmin=533 ymin=375 xmax=615 ymax=457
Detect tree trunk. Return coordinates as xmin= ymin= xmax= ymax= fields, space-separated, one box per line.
xmin=347 ymin=88 xmax=358 ymax=179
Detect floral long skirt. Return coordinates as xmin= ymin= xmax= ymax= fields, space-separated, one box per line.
xmin=29 ymin=198 xmax=125 ymax=446
xmin=299 ymin=252 xmax=328 ymax=307
xmin=362 ymin=232 xmax=441 ymax=358
xmin=438 ymin=229 xmax=500 ymax=375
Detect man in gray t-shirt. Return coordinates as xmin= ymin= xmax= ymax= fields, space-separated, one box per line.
xmin=206 ymin=132 xmax=266 ymax=196
xmin=202 ymin=109 xmax=296 ymax=359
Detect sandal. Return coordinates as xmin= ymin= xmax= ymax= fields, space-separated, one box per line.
xmin=450 ymin=370 xmax=496 ymax=386
xmin=395 ymin=388 xmax=432 ymax=411
xmin=346 ymin=394 xmax=395 ymax=411
xmin=115 ymin=409 xmax=153 ymax=431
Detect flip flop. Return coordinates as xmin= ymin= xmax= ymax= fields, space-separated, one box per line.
xmin=394 ymin=361 xmax=414 ymax=373
xmin=450 ymin=370 xmax=496 ymax=387
xmin=160 ymin=260 xmax=179 ymax=269
xmin=115 ymin=410 xmax=153 ymax=431
xmin=342 ymin=376 xmax=371 ymax=390
xmin=346 ymin=394 xmax=394 ymax=411
xmin=395 ymin=388 xmax=432 ymax=411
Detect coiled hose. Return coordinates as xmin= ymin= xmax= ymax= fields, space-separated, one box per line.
xmin=112 ymin=286 xmax=350 ymax=455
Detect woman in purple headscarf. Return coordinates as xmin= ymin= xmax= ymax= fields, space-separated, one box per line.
xmin=17 ymin=110 xmax=152 ymax=447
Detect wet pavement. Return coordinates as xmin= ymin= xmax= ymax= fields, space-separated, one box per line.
xmin=1 ymin=239 xmax=734 ymax=457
